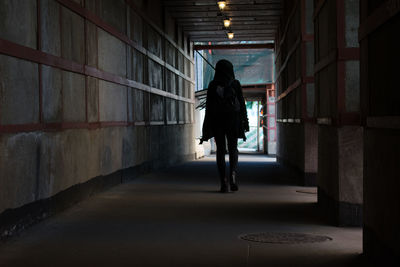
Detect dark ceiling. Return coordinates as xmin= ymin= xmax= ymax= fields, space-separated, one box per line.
xmin=162 ymin=0 xmax=282 ymax=43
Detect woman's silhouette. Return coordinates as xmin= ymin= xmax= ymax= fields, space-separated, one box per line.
xmin=200 ymin=59 xmax=249 ymax=193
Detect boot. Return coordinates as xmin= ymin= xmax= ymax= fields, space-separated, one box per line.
xmin=220 ymin=177 xmax=229 ymax=193
xmin=230 ymin=171 xmax=238 ymax=192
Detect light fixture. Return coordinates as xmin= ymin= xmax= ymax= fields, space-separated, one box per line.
xmin=227 ymin=31 xmax=234 ymax=39
xmin=217 ymin=1 xmax=226 ymax=11
xmin=223 ymin=18 xmax=231 ymax=28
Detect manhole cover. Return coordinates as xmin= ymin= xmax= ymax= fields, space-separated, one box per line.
xmin=239 ymin=232 xmax=332 ymax=244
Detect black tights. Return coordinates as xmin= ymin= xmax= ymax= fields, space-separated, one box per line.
xmin=214 ymin=131 xmax=238 ymax=180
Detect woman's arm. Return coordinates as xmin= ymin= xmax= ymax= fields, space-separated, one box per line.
xmin=200 ymin=83 xmax=214 ymax=143
xmin=236 ymin=81 xmax=249 ymax=132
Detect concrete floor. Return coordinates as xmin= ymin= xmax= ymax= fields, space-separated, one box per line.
xmin=0 ymin=154 xmax=372 ymax=267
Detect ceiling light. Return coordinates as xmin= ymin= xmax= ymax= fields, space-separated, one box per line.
xmin=217 ymin=1 xmax=226 ymax=11
xmin=227 ymin=31 xmax=234 ymax=39
xmin=223 ymin=18 xmax=231 ymax=28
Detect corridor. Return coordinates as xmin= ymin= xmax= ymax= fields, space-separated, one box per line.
xmin=0 ymin=155 xmax=367 ymax=267
xmin=1 ymin=0 xmax=399 ymax=265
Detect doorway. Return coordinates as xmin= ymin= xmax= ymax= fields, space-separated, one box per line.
xmin=238 ymin=100 xmax=263 ymax=152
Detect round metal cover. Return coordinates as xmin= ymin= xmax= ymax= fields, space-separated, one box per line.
xmin=239 ymin=232 xmax=332 ymax=244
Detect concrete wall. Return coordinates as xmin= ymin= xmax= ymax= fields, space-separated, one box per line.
xmin=275 ymin=0 xmax=317 ymax=185
xmin=314 ymin=0 xmax=362 ymax=226
xmin=360 ymin=1 xmax=400 ymax=265
xmin=0 ymin=0 xmax=196 ymax=236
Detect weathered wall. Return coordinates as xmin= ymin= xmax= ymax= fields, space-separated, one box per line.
xmin=360 ymin=1 xmax=400 ymax=265
xmin=275 ymin=0 xmax=317 ymax=185
xmin=0 ymin=0 xmax=195 ymax=235
xmin=314 ymin=0 xmax=362 ymax=226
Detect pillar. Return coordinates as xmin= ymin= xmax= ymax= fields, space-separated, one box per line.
xmin=314 ymin=0 xmax=362 ymax=226
xmin=275 ymin=0 xmax=318 ymax=186
xmin=360 ymin=0 xmax=400 ymax=265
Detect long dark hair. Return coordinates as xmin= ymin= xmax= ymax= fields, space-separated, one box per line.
xmin=213 ymin=59 xmax=235 ymax=86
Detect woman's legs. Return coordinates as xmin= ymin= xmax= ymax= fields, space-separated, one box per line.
xmin=214 ymin=130 xmax=239 ymax=192
xmin=214 ymin=132 xmax=228 ymax=192
xmin=227 ymin=132 xmax=239 ymax=191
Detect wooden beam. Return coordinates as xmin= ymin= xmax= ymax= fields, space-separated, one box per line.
xmin=187 ymin=29 xmax=276 ymax=35
xmin=169 ymin=11 xmax=281 ymax=18
xmin=194 ymin=43 xmax=274 ymax=50
xmin=179 ymin=20 xmax=279 ymax=27
xmin=165 ymin=4 xmax=282 ymax=11
xmin=190 ymin=32 xmax=275 ymax=37
xmin=183 ymin=24 xmax=278 ymax=31
xmin=163 ymin=0 xmax=281 ymax=6
xmin=190 ymin=36 xmax=274 ymax=42
xmin=358 ymin=0 xmax=400 ymax=41
xmin=177 ymin=17 xmax=280 ymax=22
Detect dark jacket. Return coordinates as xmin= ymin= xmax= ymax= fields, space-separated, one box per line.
xmin=200 ymin=60 xmax=249 ymax=143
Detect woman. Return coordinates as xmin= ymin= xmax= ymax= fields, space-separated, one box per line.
xmin=200 ymin=59 xmax=249 ymax=193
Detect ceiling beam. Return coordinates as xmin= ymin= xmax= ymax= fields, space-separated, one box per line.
xmin=188 ymin=29 xmax=276 ymax=35
xmin=193 ymin=43 xmax=274 ymax=50
xmin=191 ymin=36 xmax=274 ymax=42
xmin=190 ymin=35 xmax=275 ymax=40
xmin=176 ymin=17 xmax=280 ymax=22
xmin=165 ymin=4 xmax=281 ymax=11
xmin=169 ymin=11 xmax=281 ymax=18
xmin=163 ymin=0 xmax=281 ymax=6
xmin=179 ymin=21 xmax=279 ymax=27
xmin=190 ymin=33 xmax=275 ymax=37
xmin=183 ymin=25 xmax=277 ymax=31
